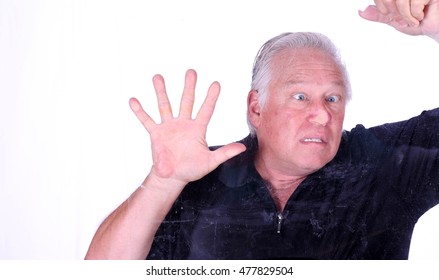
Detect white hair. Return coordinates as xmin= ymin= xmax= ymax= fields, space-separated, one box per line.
xmin=247 ymin=32 xmax=352 ymax=135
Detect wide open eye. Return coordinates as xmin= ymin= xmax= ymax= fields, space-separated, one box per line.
xmin=293 ymin=93 xmax=306 ymax=101
xmin=326 ymin=95 xmax=340 ymax=103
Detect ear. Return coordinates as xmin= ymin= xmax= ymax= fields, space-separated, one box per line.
xmin=247 ymin=90 xmax=262 ymax=130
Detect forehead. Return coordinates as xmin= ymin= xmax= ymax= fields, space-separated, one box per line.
xmin=271 ymin=48 xmax=344 ymax=81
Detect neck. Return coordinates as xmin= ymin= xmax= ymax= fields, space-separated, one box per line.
xmin=255 ymin=155 xmax=307 ymax=212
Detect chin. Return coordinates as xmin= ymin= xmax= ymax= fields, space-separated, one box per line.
xmin=302 ymin=159 xmax=332 ymax=174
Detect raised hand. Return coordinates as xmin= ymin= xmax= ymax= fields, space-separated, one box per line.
xmin=359 ymin=0 xmax=439 ymax=42
xmin=129 ymin=69 xmax=246 ymax=187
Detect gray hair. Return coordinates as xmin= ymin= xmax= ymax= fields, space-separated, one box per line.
xmin=247 ymin=32 xmax=352 ymax=135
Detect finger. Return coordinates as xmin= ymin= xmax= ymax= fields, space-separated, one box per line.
xmin=178 ymin=69 xmax=197 ymax=119
xmin=411 ymin=0 xmax=429 ymax=21
xmin=195 ymin=81 xmax=221 ymax=126
xmin=152 ymin=74 xmax=173 ymax=122
xmin=380 ymin=0 xmax=400 ymax=15
xmin=211 ymin=143 xmax=247 ymax=168
xmin=396 ymin=0 xmax=420 ymax=25
xmin=129 ymin=97 xmax=157 ymax=132
xmin=374 ymin=0 xmax=390 ymax=14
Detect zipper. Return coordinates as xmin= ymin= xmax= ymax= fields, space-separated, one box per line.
xmin=256 ymin=179 xmax=291 ymax=234
xmin=277 ymin=213 xmax=283 ymax=234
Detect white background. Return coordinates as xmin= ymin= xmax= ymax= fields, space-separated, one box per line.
xmin=0 ymin=0 xmax=438 ymax=259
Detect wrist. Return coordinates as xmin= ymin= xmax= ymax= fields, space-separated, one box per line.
xmin=141 ymin=171 xmax=188 ymax=195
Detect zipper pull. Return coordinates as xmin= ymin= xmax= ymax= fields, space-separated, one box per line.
xmin=277 ymin=213 xmax=283 ymax=234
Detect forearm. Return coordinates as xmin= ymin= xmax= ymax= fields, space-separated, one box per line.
xmin=429 ymin=33 xmax=439 ymax=44
xmin=85 ymin=174 xmax=186 ymax=260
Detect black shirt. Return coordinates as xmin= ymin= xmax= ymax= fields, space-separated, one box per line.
xmin=147 ymin=108 xmax=439 ymax=259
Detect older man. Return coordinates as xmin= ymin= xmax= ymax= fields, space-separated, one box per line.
xmin=86 ymin=0 xmax=439 ymax=259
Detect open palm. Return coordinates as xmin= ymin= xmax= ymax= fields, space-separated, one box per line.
xmin=129 ymin=70 xmax=246 ymax=186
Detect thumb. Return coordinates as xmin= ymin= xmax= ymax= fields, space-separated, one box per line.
xmin=211 ymin=142 xmax=246 ymax=167
xmin=358 ymin=5 xmax=383 ymax=23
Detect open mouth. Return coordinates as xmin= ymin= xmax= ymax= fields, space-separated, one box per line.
xmin=303 ymin=138 xmax=324 ymax=143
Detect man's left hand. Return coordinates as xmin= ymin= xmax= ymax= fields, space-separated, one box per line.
xmin=359 ymin=0 xmax=439 ymax=42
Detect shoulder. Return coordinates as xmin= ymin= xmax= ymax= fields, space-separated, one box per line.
xmin=179 ymin=135 xmax=259 ymax=201
xmin=336 ymin=125 xmax=389 ymax=164
xmin=201 ymin=134 xmax=259 ymax=188
xmin=346 ymin=108 xmax=439 ymax=150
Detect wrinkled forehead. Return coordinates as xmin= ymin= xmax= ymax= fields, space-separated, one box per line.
xmin=270 ymin=48 xmax=349 ymax=92
xmin=272 ymin=48 xmax=342 ymax=72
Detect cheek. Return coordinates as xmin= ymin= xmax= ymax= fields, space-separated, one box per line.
xmin=263 ymin=110 xmax=298 ymax=132
xmin=258 ymin=110 xmax=287 ymax=140
xmin=260 ymin=109 xmax=279 ymax=127
xmin=331 ymin=110 xmax=345 ymax=129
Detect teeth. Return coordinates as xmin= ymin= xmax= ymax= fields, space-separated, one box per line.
xmin=304 ymin=138 xmax=323 ymax=143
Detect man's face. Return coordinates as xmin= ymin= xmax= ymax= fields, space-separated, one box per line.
xmin=249 ymin=48 xmax=347 ymax=177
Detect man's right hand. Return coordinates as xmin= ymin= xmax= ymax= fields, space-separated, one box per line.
xmin=129 ymin=69 xmax=246 ymax=190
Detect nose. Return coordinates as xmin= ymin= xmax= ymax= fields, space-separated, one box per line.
xmin=308 ymin=101 xmax=331 ymax=126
